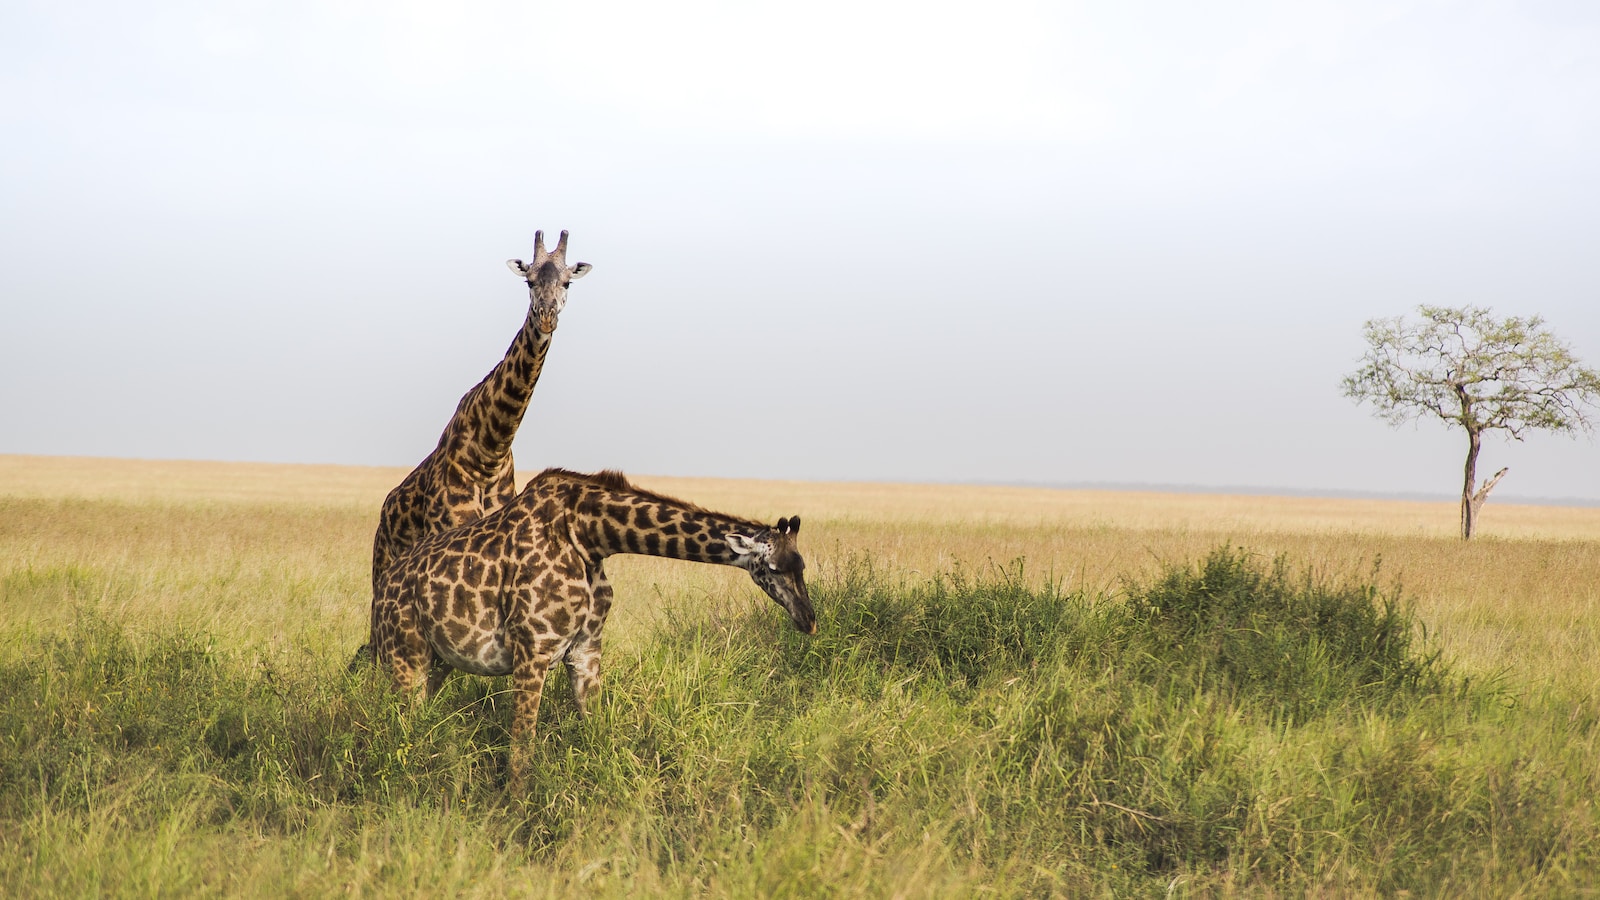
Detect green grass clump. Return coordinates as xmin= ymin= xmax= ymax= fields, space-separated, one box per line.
xmin=2 ymin=548 xmax=1597 ymax=896
xmin=1121 ymin=547 xmax=1447 ymax=720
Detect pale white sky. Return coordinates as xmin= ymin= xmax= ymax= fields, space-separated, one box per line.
xmin=4 ymin=0 xmax=1599 ymax=501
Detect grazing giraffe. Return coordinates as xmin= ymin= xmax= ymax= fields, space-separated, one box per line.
xmin=369 ymin=230 xmax=592 ymax=602
xmin=369 ymin=468 xmax=816 ymax=782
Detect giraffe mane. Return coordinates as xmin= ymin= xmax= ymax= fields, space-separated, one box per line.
xmin=533 ymin=467 xmax=767 ymax=530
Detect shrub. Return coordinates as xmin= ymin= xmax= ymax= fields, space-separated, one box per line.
xmin=1122 ymin=546 xmax=1447 ymax=720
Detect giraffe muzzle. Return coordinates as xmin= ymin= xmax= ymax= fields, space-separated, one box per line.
xmin=791 ymin=602 xmax=817 ymax=635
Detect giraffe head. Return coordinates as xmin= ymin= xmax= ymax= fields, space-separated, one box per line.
xmin=726 ymin=516 xmax=816 ymax=635
xmin=505 ymin=230 xmax=592 ymax=334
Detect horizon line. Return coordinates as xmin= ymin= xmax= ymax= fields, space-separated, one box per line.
xmin=6 ymin=452 xmax=1599 ymax=510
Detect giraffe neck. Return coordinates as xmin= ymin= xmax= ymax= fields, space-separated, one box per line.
xmin=440 ymin=309 xmax=552 ymax=478
xmin=570 ymin=486 xmax=758 ymax=566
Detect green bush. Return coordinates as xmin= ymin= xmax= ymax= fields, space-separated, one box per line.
xmin=1122 ymin=546 xmax=1447 ymax=720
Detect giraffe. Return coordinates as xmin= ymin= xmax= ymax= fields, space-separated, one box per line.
xmin=369 ymin=230 xmax=592 ymax=602
xmin=369 ymin=467 xmax=815 ymax=782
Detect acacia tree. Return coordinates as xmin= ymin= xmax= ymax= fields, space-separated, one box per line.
xmin=1342 ymin=305 xmax=1600 ymax=540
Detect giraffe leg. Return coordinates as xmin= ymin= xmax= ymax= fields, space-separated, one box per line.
xmin=372 ymin=596 xmax=432 ymax=701
xmin=424 ymin=661 xmax=452 ymax=700
xmin=563 ymin=635 xmax=604 ymax=716
xmin=507 ymin=640 xmax=559 ymax=790
xmin=564 ymin=564 xmax=615 ymax=716
xmin=385 ymin=654 xmax=428 ymax=698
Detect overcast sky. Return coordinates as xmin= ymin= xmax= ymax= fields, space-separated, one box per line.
xmin=4 ymin=1 xmax=1599 ymax=502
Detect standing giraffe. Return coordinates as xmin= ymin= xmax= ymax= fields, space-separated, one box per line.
xmin=370 ymin=230 xmax=592 ymax=596
xmin=369 ymin=467 xmax=815 ymax=782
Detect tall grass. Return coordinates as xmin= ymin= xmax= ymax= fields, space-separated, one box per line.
xmin=8 ymin=486 xmax=1600 ymax=693
xmin=3 ymin=551 xmax=1595 ymax=896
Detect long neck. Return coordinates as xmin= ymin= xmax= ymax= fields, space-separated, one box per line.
xmin=573 ymin=488 xmax=759 ymax=566
xmin=440 ymin=309 xmax=551 ymax=478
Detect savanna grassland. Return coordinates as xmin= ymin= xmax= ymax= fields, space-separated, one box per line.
xmin=2 ymin=454 xmax=1599 ymax=896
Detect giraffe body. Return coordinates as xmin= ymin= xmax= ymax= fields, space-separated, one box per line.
xmin=370 ymin=468 xmax=814 ymax=781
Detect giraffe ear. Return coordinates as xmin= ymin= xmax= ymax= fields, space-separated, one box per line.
xmin=726 ymin=532 xmax=769 ymax=558
xmin=507 ymin=259 xmax=531 ymax=277
xmin=569 ymin=262 xmax=592 ymax=280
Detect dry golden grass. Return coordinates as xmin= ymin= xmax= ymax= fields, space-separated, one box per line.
xmin=0 ymin=454 xmax=407 ymax=508
xmin=4 ymin=454 xmax=1598 ymax=694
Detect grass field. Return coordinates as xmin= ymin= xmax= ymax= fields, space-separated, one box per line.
xmin=3 ymin=454 xmax=1599 ymax=896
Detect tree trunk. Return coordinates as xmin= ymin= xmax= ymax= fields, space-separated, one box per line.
xmin=1460 ymin=430 xmax=1480 ymax=540
xmin=1459 ymin=429 xmax=1508 ymax=540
